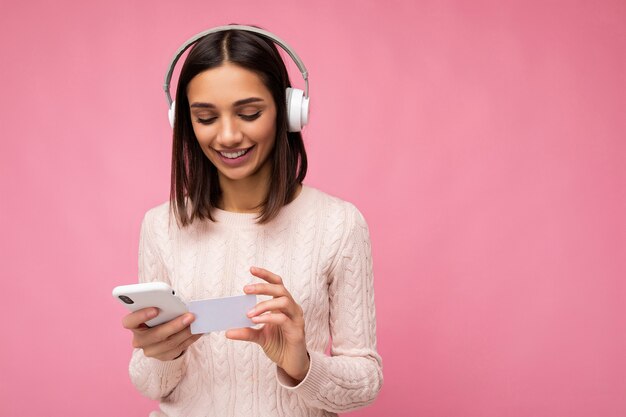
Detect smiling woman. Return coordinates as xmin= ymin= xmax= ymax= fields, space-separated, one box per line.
xmin=121 ymin=24 xmax=383 ymax=417
xmin=171 ymin=27 xmax=307 ymax=225
xmin=187 ymin=63 xmax=277 ymax=196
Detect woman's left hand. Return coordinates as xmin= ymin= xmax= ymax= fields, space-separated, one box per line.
xmin=226 ymin=266 xmax=310 ymax=383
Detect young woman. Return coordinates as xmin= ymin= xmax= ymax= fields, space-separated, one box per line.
xmin=121 ymin=25 xmax=383 ymax=417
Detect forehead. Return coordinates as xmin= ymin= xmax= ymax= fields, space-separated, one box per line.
xmin=186 ymin=63 xmax=273 ymax=104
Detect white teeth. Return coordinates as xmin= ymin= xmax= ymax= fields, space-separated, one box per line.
xmin=220 ymin=149 xmax=248 ymax=159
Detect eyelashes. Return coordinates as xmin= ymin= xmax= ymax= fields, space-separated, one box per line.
xmin=240 ymin=111 xmax=262 ymax=121
xmin=196 ymin=111 xmax=262 ymax=125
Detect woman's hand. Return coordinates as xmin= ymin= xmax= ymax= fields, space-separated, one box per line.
xmin=226 ymin=267 xmax=310 ymax=383
xmin=122 ymin=308 xmax=202 ymax=362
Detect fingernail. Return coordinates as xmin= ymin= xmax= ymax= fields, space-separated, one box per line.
xmin=147 ymin=308 xmax=158 ymax=318
xmin=244 ymin=285 xmax=253 ymax=293
xmin=182 ymin=314 xmax=193 ymax=325
xmin=247 ymin=308 xmax=255 ymax=317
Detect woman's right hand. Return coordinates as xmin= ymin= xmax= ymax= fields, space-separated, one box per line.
xmin=122 ymin=308 xmax=202 ymax=361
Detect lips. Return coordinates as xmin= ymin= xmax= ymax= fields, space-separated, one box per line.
xmin=213 ymin=145 xmax=255 ymax=166
xmin=219 ymin=148 xmax=250 ymax=159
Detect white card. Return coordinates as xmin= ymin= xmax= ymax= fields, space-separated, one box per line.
xmin=188 ymin=294 xmax=257 ymax=334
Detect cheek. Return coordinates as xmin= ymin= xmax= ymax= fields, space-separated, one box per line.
xmin=191 ymin=127 xmax=215 ymax=157
xmin=192 ymin=126 xmax=215 ymax=150
xmin=197 ymin=143 xmax=216 ymax=162
xmin=191 ymin=123 xmax=206 ymax=142
xmin=254 ymin=113 xmax=277 ymax=142
xmin=260 ymin=124 xmax=276 ymax=144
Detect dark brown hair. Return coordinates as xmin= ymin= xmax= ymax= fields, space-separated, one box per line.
xmin=170 ymin=25 xmax=307 ymax=227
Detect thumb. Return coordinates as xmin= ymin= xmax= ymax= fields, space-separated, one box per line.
xmin=225 ymin=327 xmax=262 ymax=344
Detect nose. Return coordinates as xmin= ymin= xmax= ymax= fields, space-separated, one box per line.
xmin=216 ymin=114 xmax=244 ymax=148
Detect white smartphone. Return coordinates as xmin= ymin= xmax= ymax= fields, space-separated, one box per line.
xmin=112 ymin=282 xmax=189 ymax=327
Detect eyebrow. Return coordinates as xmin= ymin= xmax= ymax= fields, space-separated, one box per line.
xmin=190 ymin=97 xmax=265 ymax=109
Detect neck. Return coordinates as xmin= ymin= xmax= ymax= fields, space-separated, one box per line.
xmin=218 ymin=162 xmax=271 ymax=213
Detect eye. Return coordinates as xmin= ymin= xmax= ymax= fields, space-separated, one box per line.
xmin=195 ymin=111 xmax=262 ymax=125
xmin=240 ymin=111 xmax=262 ymax=121
xmin=196 ymin=117 xmax=217 ymax=125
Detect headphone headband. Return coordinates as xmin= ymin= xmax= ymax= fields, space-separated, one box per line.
xmin=163 ymin=24 xmax=310 ymax=108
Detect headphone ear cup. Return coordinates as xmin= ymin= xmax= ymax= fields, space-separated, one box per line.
xmin=301 ymin=94 xmax=310 ymax=129
xmin=286 ymin=87 xmax=308 ymax=132
xmin=168 ymin=101 xmax=176 ymax=128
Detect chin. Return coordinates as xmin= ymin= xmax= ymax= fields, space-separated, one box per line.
xmin=217 ymin=167 xmax=257 ymax=182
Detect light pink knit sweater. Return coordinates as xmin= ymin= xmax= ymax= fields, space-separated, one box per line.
xmin=129 ymin=185 xmax=383 ymax=417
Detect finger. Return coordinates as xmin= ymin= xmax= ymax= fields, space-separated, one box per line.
xmin=176 ymin=333 xmax=202 ymax=352
xmin=225 ymin=327 xmax=262 ymax=344
xmin=244 ymin=282 xmax=290 ymax=298
xmin=151 ymin=333 xmax=202 ymax=361
xmin=247 ymin=297 xmax=300 ymax=320
xmin=141 ymin=326 xmax=198 ymax=357
xmin=122 ymin=307 xmax=159 ymax=330
xmin=175 ymin=333 xmax=202 ymax=352
xmin=250 ymin=312 xmax=290 ymax=326
xmin=250 ymin=266 xmax=283 ymax=285
xmin=135 ymin=313 xmax=195 ymax=347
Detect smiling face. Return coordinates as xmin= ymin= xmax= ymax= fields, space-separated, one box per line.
xmin=187 ymin=62 xmax=277 ymax=184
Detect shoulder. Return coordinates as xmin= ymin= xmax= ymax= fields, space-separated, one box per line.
xmin=140 ymin=200 xmax=175 ymax=242
xmin=303 ymin=185 xmax=368 ymax=229
xmin=302 ymin=187 xmax=373 ymax=278
xmin=142 ymin=200 xmax=171 ymax=226
xmin=301 ymin=186 xmax=371 ymax=262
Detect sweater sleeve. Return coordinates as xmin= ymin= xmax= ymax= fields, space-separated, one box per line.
xmin=276 ymin=204 xmax=383 ymax=412
xmin=128 ymin=208 xmax=187 ymax=401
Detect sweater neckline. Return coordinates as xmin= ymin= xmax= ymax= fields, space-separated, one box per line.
xmin=209 ymin=184 xmax=313 ymax=227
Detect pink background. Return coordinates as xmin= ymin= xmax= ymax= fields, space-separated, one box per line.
xmin=1 ymin=1 xmax=625 ymax=416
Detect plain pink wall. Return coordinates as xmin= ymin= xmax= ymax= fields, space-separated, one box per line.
xmin=1 ymin=1 xmax=624 ymax=416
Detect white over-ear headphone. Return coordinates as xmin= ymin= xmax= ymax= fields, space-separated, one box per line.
xmin=164 ymin=24 xmax=310 ymax=132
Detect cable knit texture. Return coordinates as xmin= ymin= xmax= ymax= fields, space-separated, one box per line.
xmin=129 ymin=185 xmax=383 ymax=417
